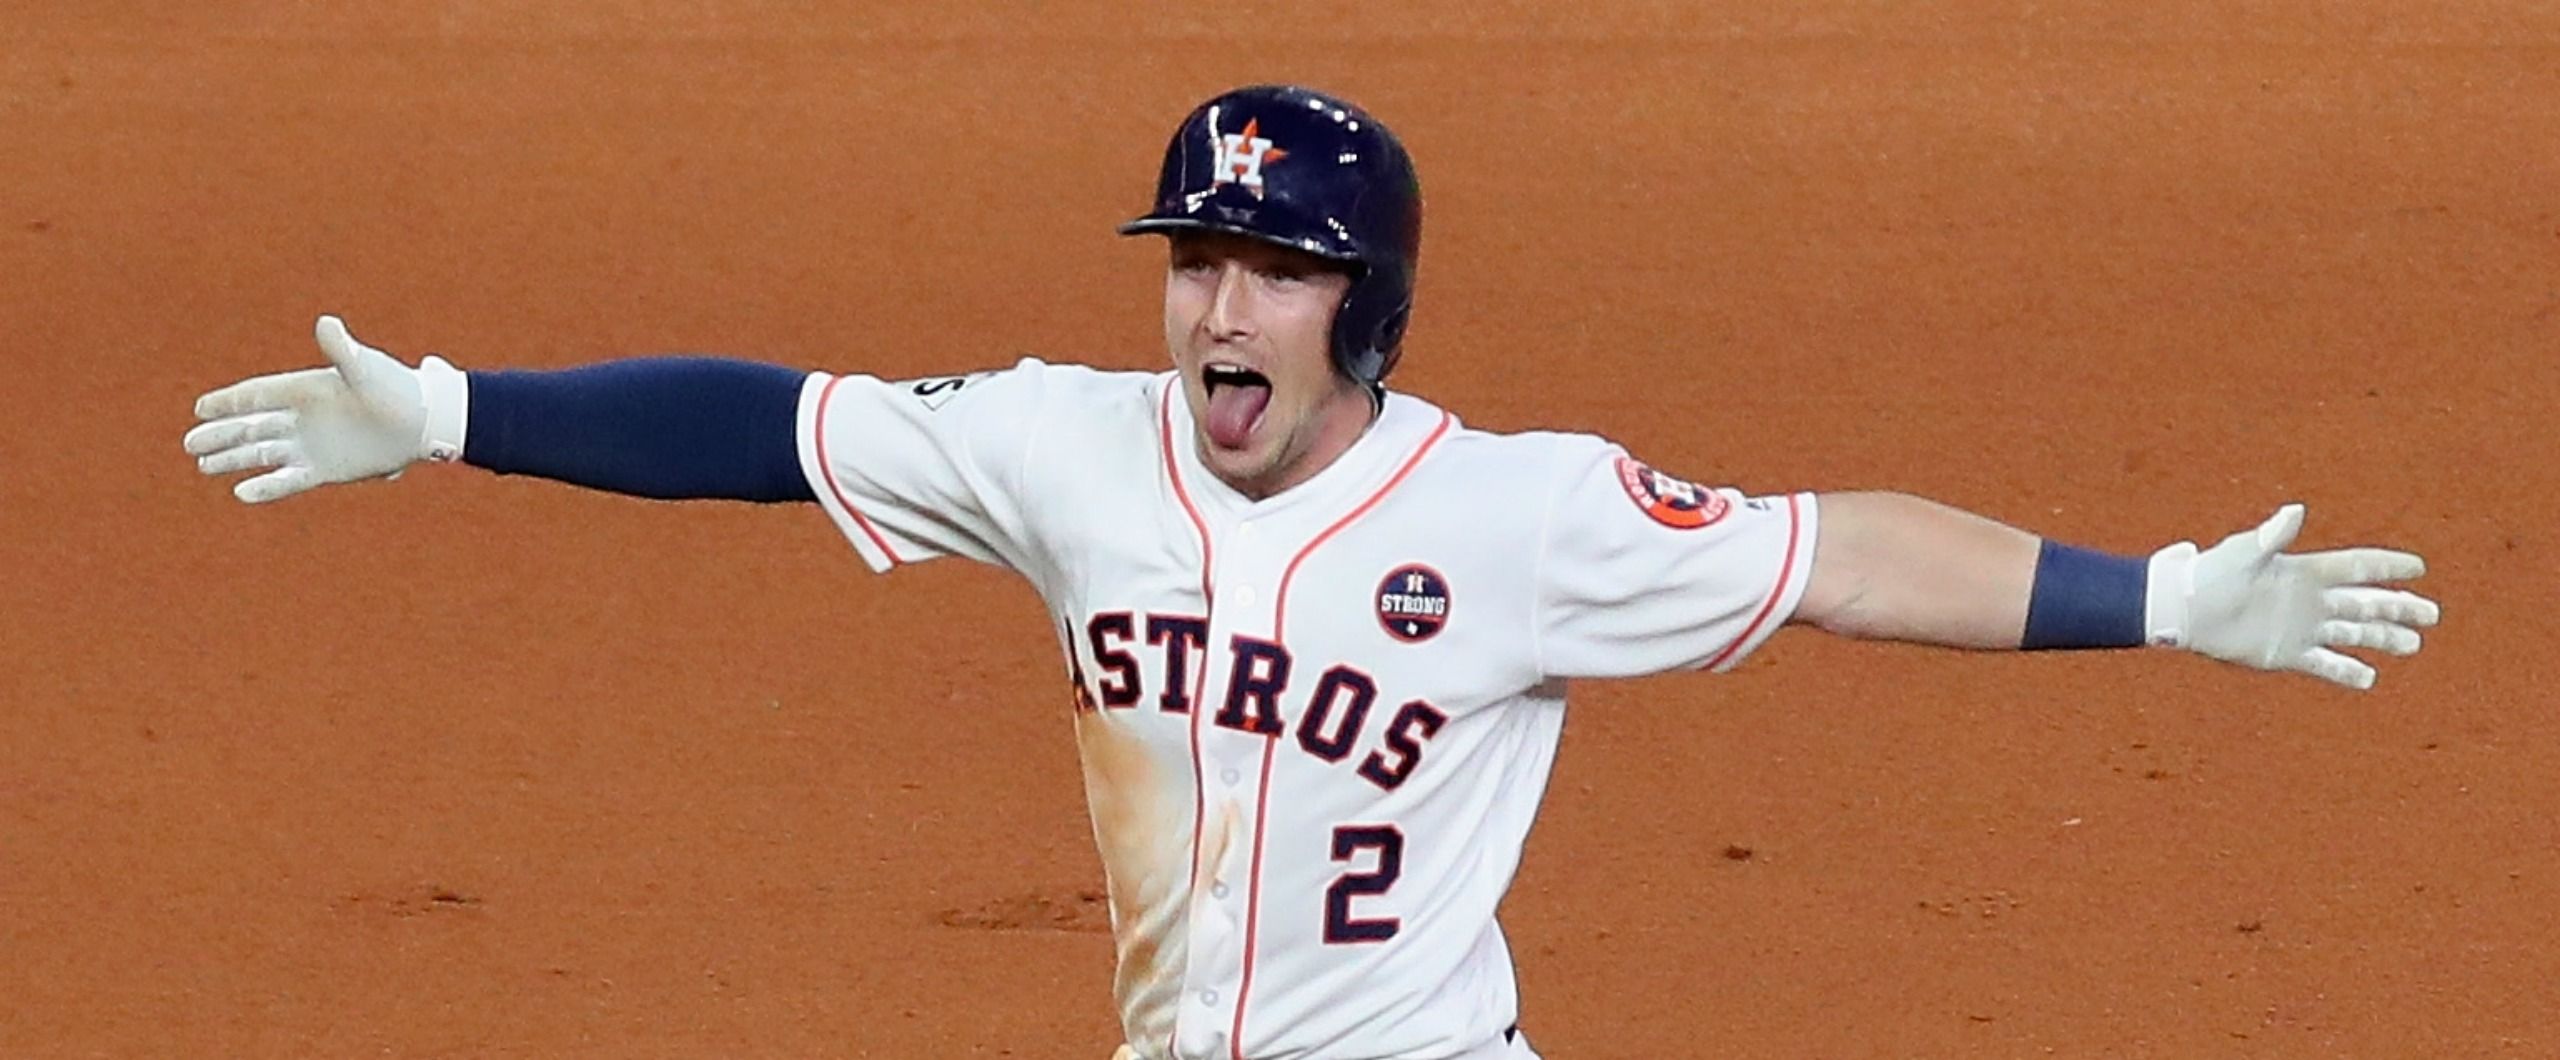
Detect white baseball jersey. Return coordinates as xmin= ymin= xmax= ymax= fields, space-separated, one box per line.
xmin=793 ymin=360 xmax=1818 ymax=1060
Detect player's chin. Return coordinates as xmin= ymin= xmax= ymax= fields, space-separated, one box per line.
xmin=1199 ymin=437 xmax=1273 ymax=476
xmin=1198 ymin=429 xmax=1287 ymax=485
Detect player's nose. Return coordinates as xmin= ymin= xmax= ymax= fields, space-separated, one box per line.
xmin=1203 ymin=262 xmax=1256 ymax=341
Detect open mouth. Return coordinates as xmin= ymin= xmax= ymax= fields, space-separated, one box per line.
xmin=1202 ymin=362 xmax=1273 ymax=450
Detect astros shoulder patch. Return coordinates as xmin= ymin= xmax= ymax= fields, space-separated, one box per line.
xmin=1613 ymin=455 xmax=1731 ymax=530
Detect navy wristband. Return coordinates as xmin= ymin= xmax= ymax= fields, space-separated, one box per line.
xmin=2020 ymin=540 xmax=2148 ymax=650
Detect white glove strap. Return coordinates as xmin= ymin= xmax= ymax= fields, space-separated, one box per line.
xmin=417 ymin=355 xmax=469 ymax=462
xmin=2142 ymin=541 xmax=2199 ymax=648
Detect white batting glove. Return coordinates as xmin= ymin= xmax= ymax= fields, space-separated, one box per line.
xmin=2143 ymin=504 xmax=2440 ymax=690
xmin=183 ymin=315 xmax=469 ymax=504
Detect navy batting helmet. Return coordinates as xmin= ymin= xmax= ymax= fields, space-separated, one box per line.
xmin=1119 ymin=85 xmax=1423 ymax=386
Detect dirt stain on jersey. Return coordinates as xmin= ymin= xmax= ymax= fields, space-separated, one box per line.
xmin=1195 ymin=794 xmax=1238 ymax=898
xmin=1073 ymin=709 xmax=1192 ymax=1047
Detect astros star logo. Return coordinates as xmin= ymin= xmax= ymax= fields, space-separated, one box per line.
xmin=1213 ymin=118 xmax=1288 ymax=196
xmin=1613 ymin=455 xmax=1732 ymax=530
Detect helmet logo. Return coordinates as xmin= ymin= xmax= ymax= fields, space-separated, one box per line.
xmin=1213 ymin=118 xmax=1289 ymax=196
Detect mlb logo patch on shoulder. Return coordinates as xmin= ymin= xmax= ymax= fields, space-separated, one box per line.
xmin=1614 ymin=455 xmax=1731 ymax=530
xmin=1375 ymin=564 xmax=1450 ymax=643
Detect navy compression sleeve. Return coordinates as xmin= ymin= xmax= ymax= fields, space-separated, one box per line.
xmin=463 ymin=358 xmax=817 ymax=502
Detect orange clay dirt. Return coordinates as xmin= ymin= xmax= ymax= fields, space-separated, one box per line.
xmin=5 ymin=3 xmax=2555 ymax=1057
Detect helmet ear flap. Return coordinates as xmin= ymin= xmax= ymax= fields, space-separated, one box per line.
xmin=1371 ymin=304 xmax=1411 ymax=380
xmin=1337 ymin=346 xmax=1385 ymax=387
xmin=1330 ymin=284 xmax=1411 ymax=386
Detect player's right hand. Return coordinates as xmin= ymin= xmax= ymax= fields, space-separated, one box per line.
xmin=184 ymin=315 xmax=455 ymax=504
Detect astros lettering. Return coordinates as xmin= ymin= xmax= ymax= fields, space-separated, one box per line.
xmin=1071 ymin=610 xmax=1446 ymax=791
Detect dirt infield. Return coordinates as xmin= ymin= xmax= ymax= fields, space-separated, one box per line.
xmin=5 ymin=4 xmax=2554 ymax=1056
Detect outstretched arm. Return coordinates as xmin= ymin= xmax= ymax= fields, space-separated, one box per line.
xmin=1791 ymin=491 xmax=2439 ymax=689
xmin=184 ymin=316 xmax=814 ymax=504
xmin=1789 ymin=492 xmax=2040 ymax=649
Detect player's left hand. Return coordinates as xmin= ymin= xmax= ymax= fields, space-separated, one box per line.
xmin=2145 ymin=504 xmax=2440 ymax=690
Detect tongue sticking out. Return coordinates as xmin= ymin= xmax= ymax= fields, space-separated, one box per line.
xmin=1205 ymin=382 xmax=1271 ymax=450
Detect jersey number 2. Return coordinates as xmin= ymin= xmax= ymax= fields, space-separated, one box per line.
xmin=1324 ymin=825 xmax=1404 ymax=944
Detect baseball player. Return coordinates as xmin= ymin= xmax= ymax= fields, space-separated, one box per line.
xmin=183 ymin=85 xmax=2439 ymax=1059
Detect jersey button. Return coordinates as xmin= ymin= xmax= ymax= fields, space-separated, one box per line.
xmin=1199 ymin=989 xmax=1219 ymax=1006
xmin=1232 ymin=585 xmax=1258 ymax=607
xmin=1220 ymin=768 xmax=1241 ymax=785
xmin=1211 ymin=883 xmax=1229 ymax=899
